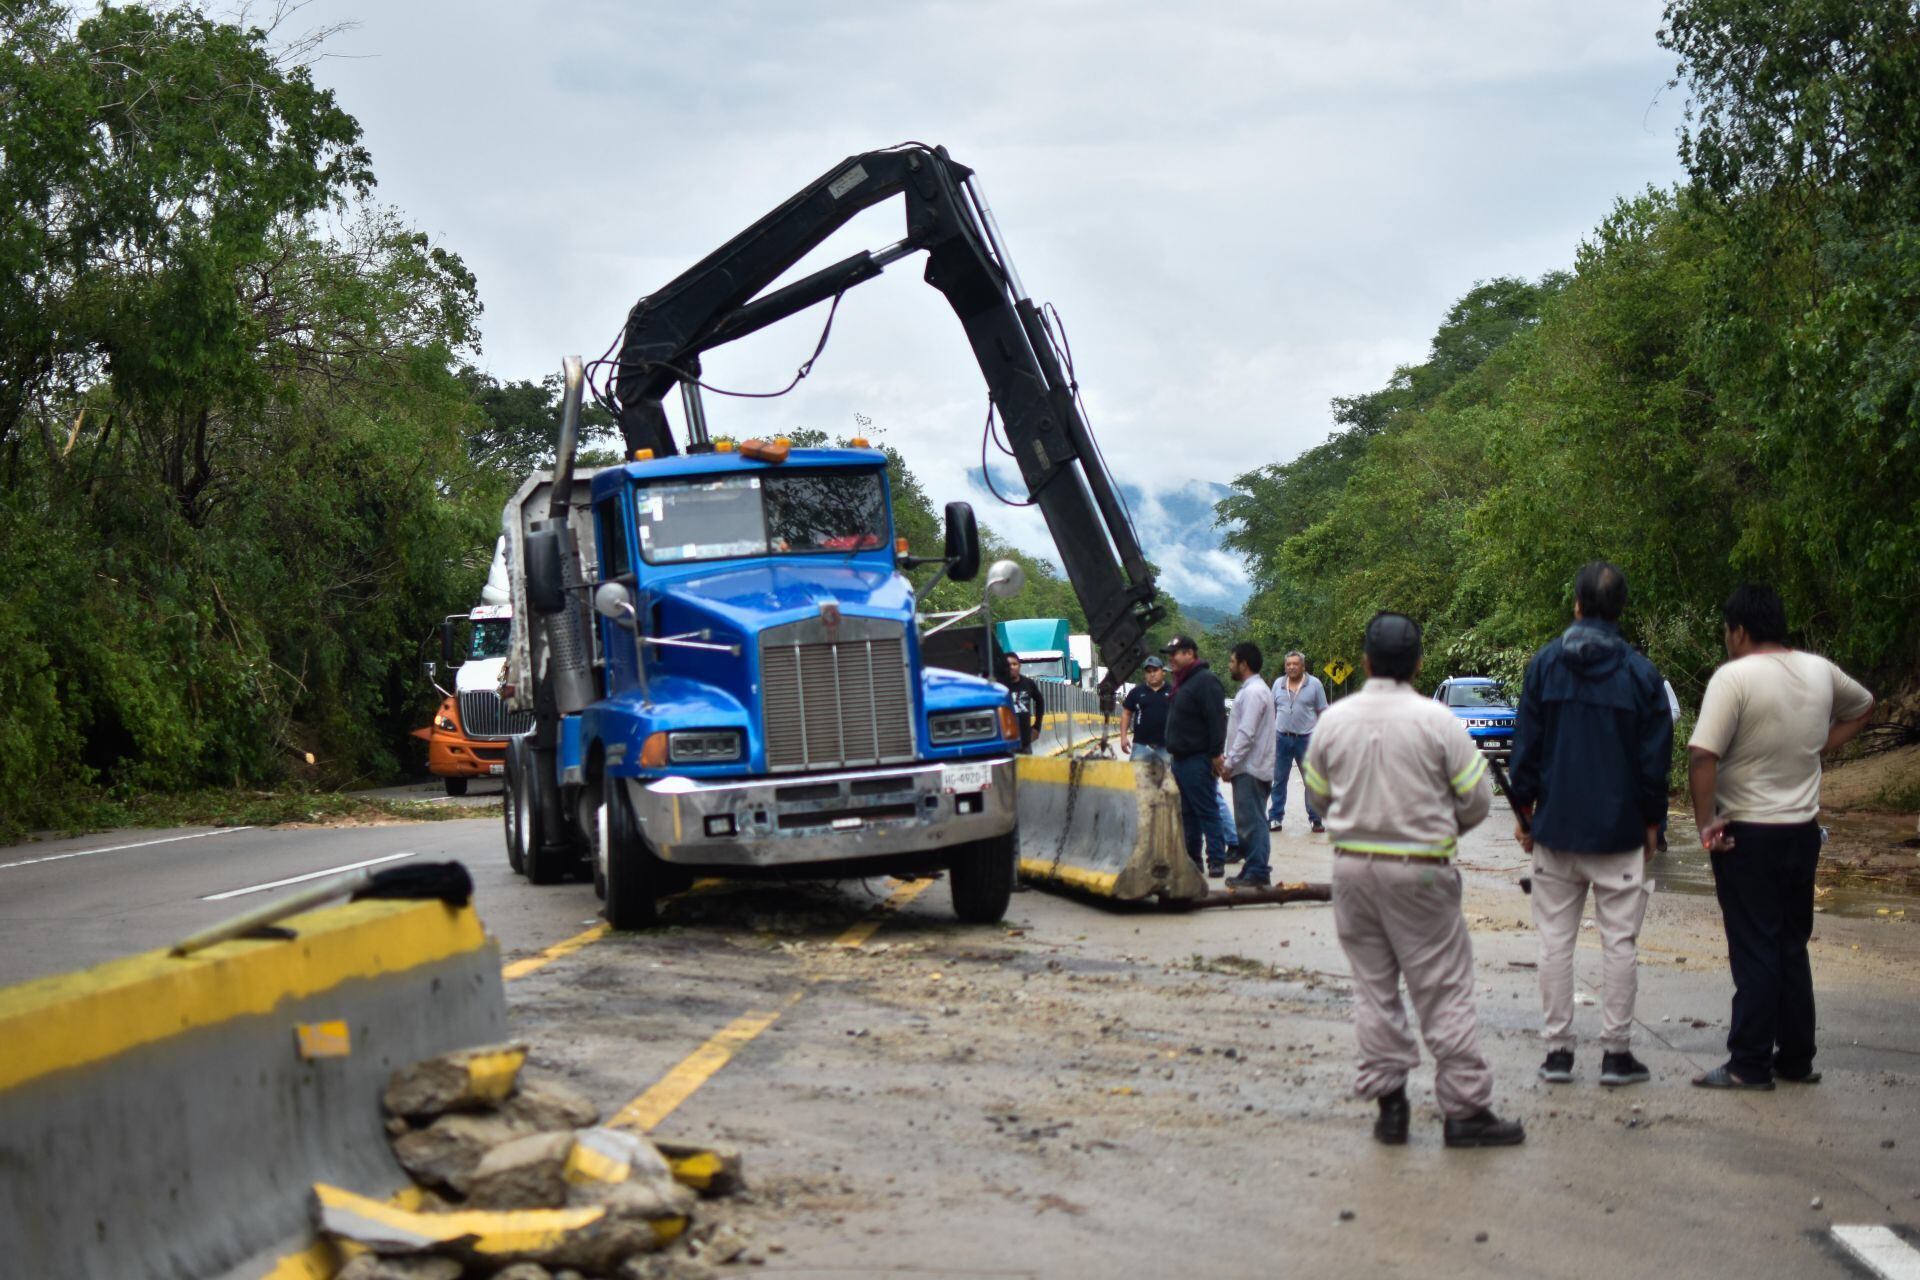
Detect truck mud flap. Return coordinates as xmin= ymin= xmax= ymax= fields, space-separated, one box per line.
xmin=1015 ymin=756 xmax=1207 ymax=902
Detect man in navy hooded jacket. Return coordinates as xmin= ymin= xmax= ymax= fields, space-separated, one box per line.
xmin=1508 ymin=561 xmax=1672 ymax=1090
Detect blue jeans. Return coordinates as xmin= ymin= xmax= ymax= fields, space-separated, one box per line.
xmin=1129 ymin=743 xmax=1172 ymax=765
xmin=1171 ymin=753 xmax=1231 ymax=871
xmin=1268 ymin=732 xmax=1321 ymax=826
xmin=1231 ymin=774 xmax=1272 ymax=882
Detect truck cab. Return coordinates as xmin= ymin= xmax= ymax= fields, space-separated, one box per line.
xmin=503 ymin=438 xmax=1020 ymax=928
xmin=415 ymin=537 xmax=534 ymax=795
xmin=1432 ymin=676 xmax=1517 ymax=759
xmin=995 ymin=617 xmax=1077 ymax=683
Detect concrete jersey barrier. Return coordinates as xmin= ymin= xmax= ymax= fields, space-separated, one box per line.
xmin=1014 ymin=755 xmax=1206 ymax=902
xmin=0 ymin=897 xmax=506 ymax=1280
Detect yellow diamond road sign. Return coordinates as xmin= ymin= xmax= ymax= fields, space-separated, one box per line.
xmin=1324 ymin=659 xmax=1354 ymax=686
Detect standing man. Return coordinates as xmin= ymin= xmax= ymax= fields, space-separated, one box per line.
xmin=1000 ymin=653 xmax=1046 ymax=755
xmin=1269 ymin=651 xmax=1329 ymax=835
xmin=1162 ymin=634 xmax=1231 ymax=877
xmin=1304 ymin=613 xmax=1523 ymax=1148
xmin=1120 ymin=656 xmax=1174 ymax=764
xmin=1222 ymin=643 xmax=1277 ymax=889
xmin=1688 ymin=584 xmax=1874 ymax=1090
xmin=1508 ymin=562 xmax=1672 ymax=1089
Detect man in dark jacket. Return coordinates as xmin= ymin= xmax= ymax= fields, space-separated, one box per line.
xmin=1508 ymin=561 xmax=1673 ymax=1089
xmin=1163 ymin=634 xmax=1230 ymax=874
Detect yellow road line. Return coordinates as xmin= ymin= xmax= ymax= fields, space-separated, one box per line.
xmin=608 ymin=876 xmax=937 ymax=1134
xmin=833 ymin=876 xmax=937 ymax=948
xmin=501 ymin=922 xmax=611 ymax=982
xmin=606 ymin=1005 xmax=791 ymax=1133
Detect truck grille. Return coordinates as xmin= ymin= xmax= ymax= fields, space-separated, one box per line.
xmin=760 ymin=616 xmax=916 ymax=773
xmin=459 ymin=691 xmax=533 ymax=740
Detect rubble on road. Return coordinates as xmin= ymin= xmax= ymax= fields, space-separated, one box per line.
xmin=311 ymin=1043 xmax=755 ymax=1278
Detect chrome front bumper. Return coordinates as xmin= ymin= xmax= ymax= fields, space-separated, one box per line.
xmin=628 ymin=757 xmax=1017 ymax=868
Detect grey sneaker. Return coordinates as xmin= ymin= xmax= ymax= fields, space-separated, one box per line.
xmin=1600 ymin=1051 xmax=1651 ymax=1087
xmin=1538 ymin=1049 xmax=1574 ymax=1083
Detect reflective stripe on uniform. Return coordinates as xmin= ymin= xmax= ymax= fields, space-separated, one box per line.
xmin=1334 ymin=837 xmax=1457 ymax=858
xmin=1451 ymin=755 xmax=1488 ymax=795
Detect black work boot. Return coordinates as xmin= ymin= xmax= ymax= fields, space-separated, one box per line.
xmin=1442 ymin=1108 xmax=1526 ymax=1148
xmin=1373 ymin=1087 xmax=1410 ymax=1146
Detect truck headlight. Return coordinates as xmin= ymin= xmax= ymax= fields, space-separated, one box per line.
xmin=930 ymin=709 xmax=1001 ymax=744
xmin=667 ymin=730 xmax=743 ymax=764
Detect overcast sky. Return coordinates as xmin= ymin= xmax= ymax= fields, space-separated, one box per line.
xmin=294 ymin=1 xmax=1685 ymax=607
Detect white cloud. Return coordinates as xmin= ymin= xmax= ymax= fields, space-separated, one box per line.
xmin=292 ymin=0 xmax=1683 ymax=604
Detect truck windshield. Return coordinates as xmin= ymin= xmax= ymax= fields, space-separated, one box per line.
xmin=470 ymin=619 xmax=510 ymax=659
xmin=635 ymin=470 xmax=888 ymax=565
xmin=1447 ymin=683 xmax=1508 ymax=708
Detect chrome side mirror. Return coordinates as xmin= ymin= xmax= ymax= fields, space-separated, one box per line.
xmin=594 ymin=581 xmax=637 ymax=629
xmin=984 ymin=558 xmax=1025 ymax=601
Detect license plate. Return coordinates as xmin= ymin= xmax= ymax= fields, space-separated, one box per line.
xmin=488 ymin=764 xmax=505 ymax=776
xmin=942 ymin=762 xmax=992 ymax=793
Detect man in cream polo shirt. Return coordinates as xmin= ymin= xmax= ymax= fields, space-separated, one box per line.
xmin=1688 ymin=583 xmax=1874 ymax=1091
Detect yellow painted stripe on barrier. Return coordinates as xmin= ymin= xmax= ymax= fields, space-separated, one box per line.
xmin=257 ymin=1185 xmax=427 ymax=1279
xmin=312 ymin=1182 xmax=685 ymax=1256
xmin=1018 ymin=857 xmax=1120 ymax=893
xmin=501 ymin=922 xmax=611 ymax=982
xmin=0 ymin=900 xmax=486 ymax=1094
xmin=1015 ymin=755 xmax=1140 ymax=790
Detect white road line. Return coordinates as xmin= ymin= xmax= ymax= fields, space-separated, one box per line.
xmin=0 ymin=826 xmax=255 ymax=872
xmin=1833 ymin=1226 xmax=1920 ymax=1280
xmin=200 ymin=852 xmax=417 ymax=901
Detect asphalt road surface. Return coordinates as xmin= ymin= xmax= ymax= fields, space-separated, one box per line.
xmin=6 ymin=775 xmax=1919 ymax=1279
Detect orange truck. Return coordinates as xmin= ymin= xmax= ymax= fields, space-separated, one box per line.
xmin=414 ymin=594 xmax=531 ymax=795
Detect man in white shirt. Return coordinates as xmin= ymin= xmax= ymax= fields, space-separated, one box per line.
xmin=1687 ymin=584 xmax=1874 ymax=1090
xmin=1221 ymin=643 xmax=1276 ymax=889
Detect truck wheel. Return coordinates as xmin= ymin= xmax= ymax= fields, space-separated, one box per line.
xmin=600 ymin=774 xmax=660 ymax=929
xmin=502 ymin=743 xmax=526 ymax=875
xmin=520 ymin=746 xmax=563 ymax=886
xmin=949 ymin=829 xmax=1017 ymax=924
xmin=444 ymin=776 xmax=469 ymax=798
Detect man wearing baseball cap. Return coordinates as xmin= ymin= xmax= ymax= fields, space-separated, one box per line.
xmin=1303 ymin=612 xmax=1523 ymax=1149
xmin=1161 ymin=633 xmax=1231 ymax=875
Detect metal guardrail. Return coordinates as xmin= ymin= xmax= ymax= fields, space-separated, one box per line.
xmin=1030 ymin=681 xmax=1115 ymax=757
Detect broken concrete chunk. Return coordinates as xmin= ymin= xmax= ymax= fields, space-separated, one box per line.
xmin=467 ymin=1130 xmax=577 ymax=1210
xmin=654 ymin=1139 xmax=746 ymax=1198
xmin=501 ymin=1075 xmax=602 ymax=1131
xmin=314 ymin=1182 xmax=685 ymax=1274
xmin=584 ymin=1177 xmax=699 ymax=1223
xmin=566 ymin=1127 xmax=674 ymax=1191
xmin=336 ymin=1253 xmax=464 ymax=1280
xmin=619 ymin=1257 xmax=716 ymax=1280
xmin=392 ymin=1112 xmax=536 ymax=1195
xmin=384 ymin=1041 xmax=529 ymax=1119
xmin=492 ymin=1265 xmax=555 ymax=1280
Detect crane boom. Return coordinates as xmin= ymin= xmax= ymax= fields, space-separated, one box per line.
xmin=610 ymin=144 xmax=1164 ymax=700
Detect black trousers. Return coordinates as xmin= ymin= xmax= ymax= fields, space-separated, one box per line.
xmin=1710 ymin=821 xmax=1822 ymax=1081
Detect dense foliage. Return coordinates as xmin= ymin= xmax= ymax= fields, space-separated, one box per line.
xmin=0 ymin=1 xmax=1191 ymax=834
xmin=0 ymin=1 xmax=497 ymax=833
xmin=1219 ymin=0 xmax=1920 ymax=707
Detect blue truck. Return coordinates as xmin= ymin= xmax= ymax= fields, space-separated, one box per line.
xmin=499 ymin=146 xmax=1165 ymax=929
xmin=1431 ymin=676 xmax=1518 ymax=759
xmin=994 ymin=617 xmax=1078 ymax=683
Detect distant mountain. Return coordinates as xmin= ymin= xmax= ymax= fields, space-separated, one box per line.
xmin=1182 ymin=603 xmax=1241 ymax=629
xmin=967 ymin=469 xmax=1251 ymax=611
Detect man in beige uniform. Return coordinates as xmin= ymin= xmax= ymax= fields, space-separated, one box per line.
xmin=1304 ymin=613 xmax=1524 ymax=1148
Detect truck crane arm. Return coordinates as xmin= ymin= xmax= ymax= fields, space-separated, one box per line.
xmin=608 ymin=144 xmax=1164 ymax=701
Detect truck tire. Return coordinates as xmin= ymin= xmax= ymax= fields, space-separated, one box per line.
xmin=600 ymin=773 xmax=660 ymax=929
xmin=444 ymin=776 xmax=469 ymax=797
xmin=949 ymin=828 xmax=1017 ymax=924
xmin=502 ymin=741 xmax=527 ymax=876
xmin=520 ymin=745 xmax=564 ymax=886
